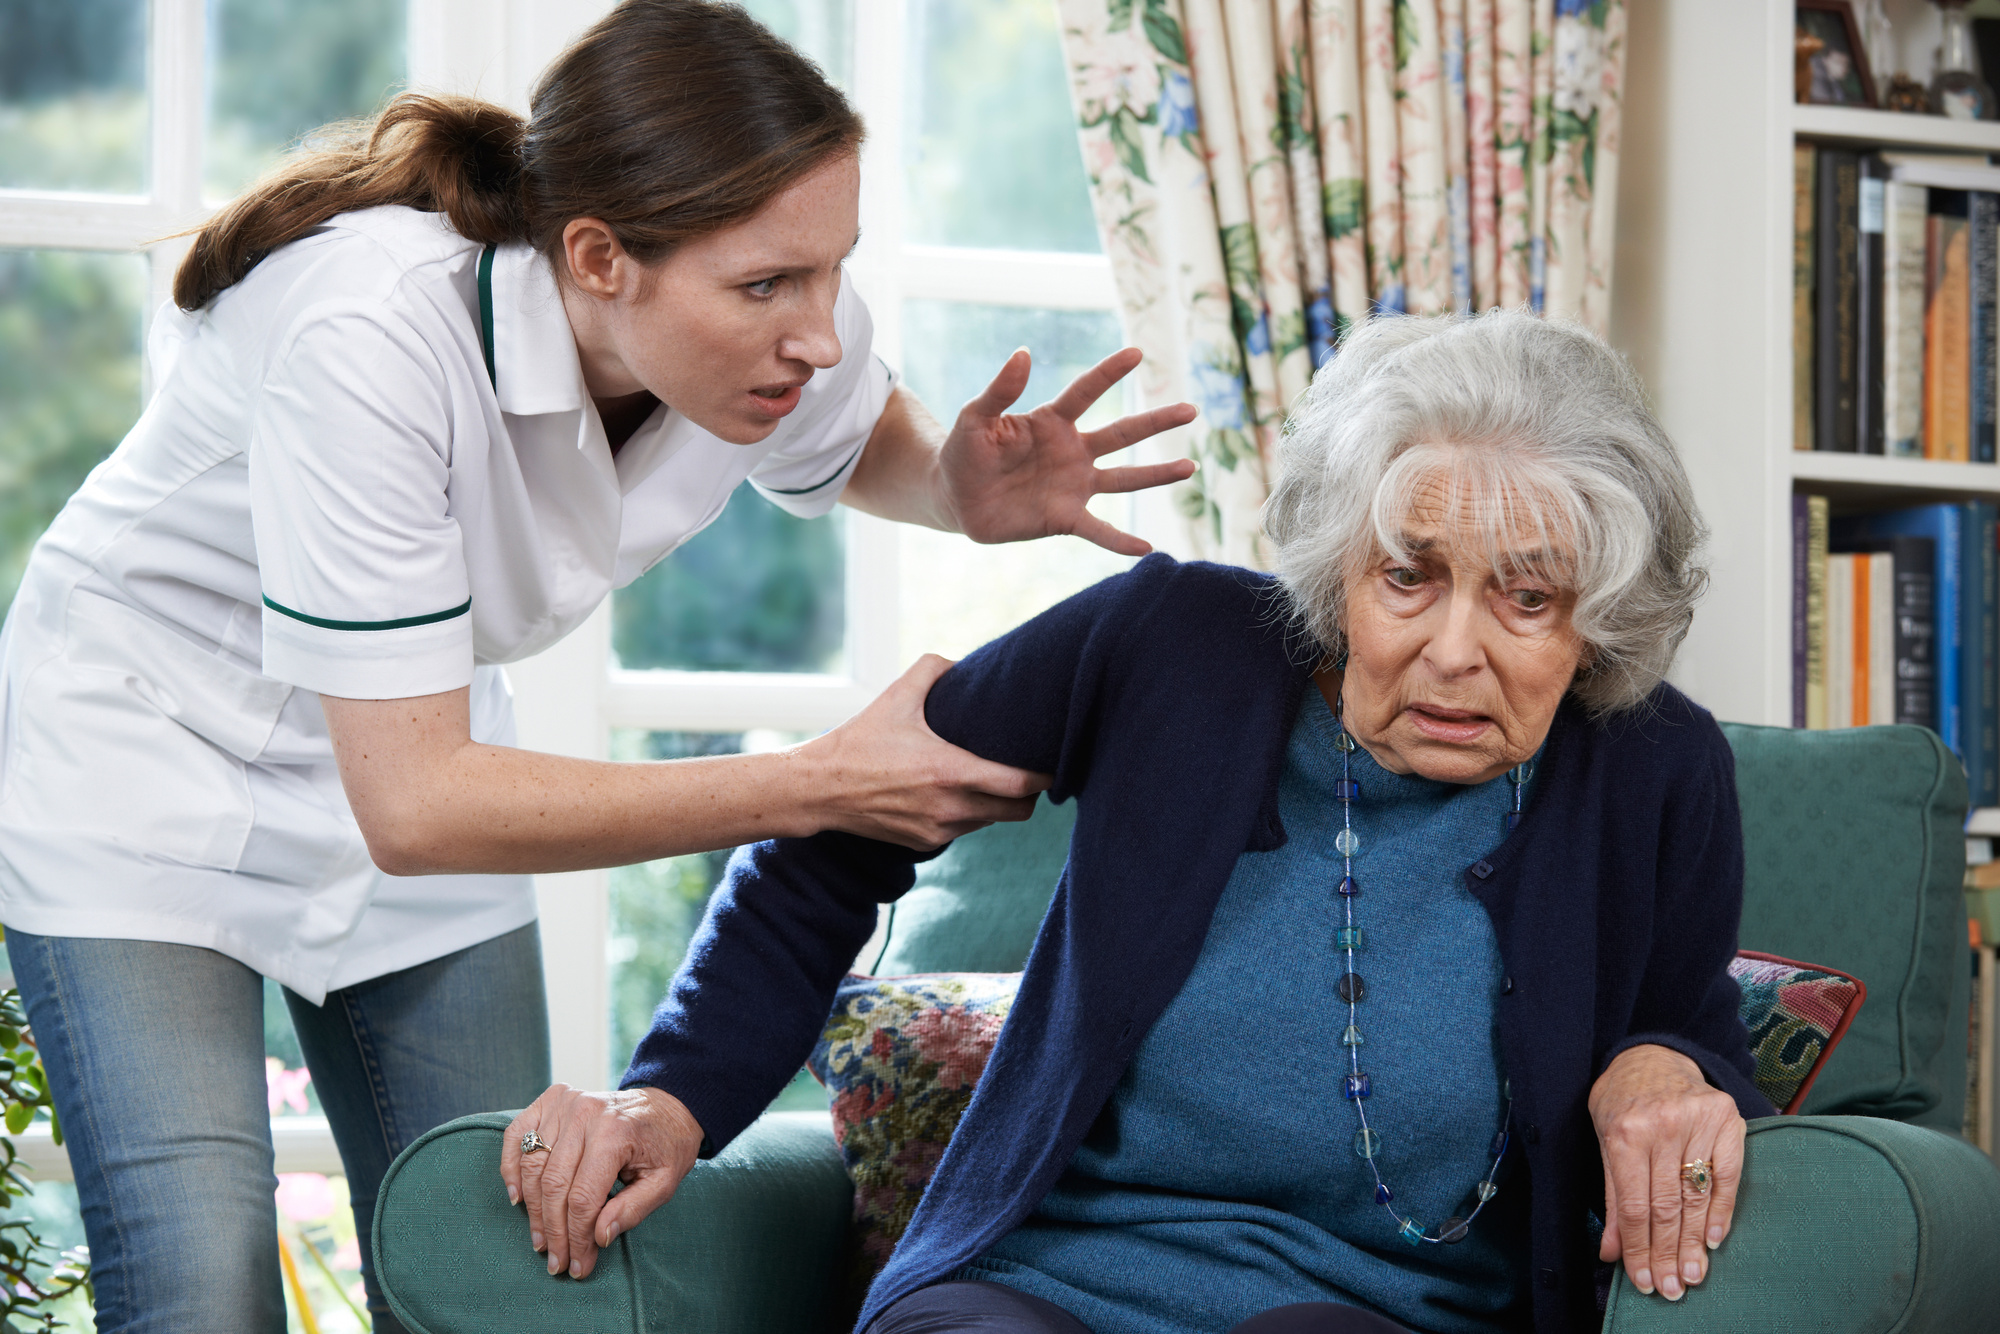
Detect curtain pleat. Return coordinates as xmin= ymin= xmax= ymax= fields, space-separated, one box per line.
xmin=1058 ymin=0 xmax=1625 ymax=560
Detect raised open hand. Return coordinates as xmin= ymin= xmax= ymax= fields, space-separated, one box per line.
xmin=939 ymin=346 xmax=1197 ymax=557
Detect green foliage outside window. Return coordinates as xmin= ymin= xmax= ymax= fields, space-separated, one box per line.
xmin=0 ymin=0 xmax=147 ymax=194
xmin=0 ymin=252 xmax=146 ymax=615
xmin=0 ymin=952 xmax=91 ymax=1331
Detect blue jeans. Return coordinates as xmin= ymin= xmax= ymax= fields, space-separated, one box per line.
xmin=7 ymin=924 xmax=551 ymax=1334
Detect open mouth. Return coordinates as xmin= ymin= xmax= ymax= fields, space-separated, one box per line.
xmin=746 ymin=383 xmax=805 ymax=418
xmin=1404 ymin=704 xmax=1493 ymax=743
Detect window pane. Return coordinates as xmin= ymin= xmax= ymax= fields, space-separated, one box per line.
xmin=0 ymin=0 xmax=148 ymax=193
xmin=606 ymin=729 xmax=828 ymax=1114
xmin=738 ymin=0 xmax=853 ymax=88
xmin=612 ymin=488 xmax=846 ymax=674
xmin=897 ymin=299 xmax=1134 ymax=659
xmin=0 ymin=249 xmax=148 ymax=614
xmin=903 ymin=0 xmax=1099 ymax=252
xmin=205 ymin=0 xmax=407 ymax=200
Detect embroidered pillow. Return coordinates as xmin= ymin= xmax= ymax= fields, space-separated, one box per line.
xmin=1729 ymin=950 xmax=1867 ymax=1114
xmin=807 ymin=971 xmax=1020 ymax=1276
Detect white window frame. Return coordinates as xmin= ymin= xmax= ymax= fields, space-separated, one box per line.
xmin=2 ymin=0 xmax=1151 ymax=1177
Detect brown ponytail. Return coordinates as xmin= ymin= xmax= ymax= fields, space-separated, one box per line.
xmin=173 ymin=0 xmax=864 ymax=311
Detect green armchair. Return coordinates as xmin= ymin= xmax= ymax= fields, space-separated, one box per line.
xmin=373 ymin=723 xmax=2000 ymax=1332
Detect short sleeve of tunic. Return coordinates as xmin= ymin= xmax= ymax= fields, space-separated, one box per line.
xmin=744 ymin=274 xmax=896 ymax=517
xmin=250 ymin=299 xmax=475 ymax=700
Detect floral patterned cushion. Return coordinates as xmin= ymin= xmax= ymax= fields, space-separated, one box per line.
xmin=1728 ymin=950 xmax=1867 ymax=1114
xmin=807 ymin=972 xmax=1019 ymax=1277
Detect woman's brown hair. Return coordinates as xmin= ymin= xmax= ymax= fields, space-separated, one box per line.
xmin=173 ymin=0 xmax=864 ymax=310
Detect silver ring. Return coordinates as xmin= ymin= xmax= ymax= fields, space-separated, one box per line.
xmin=520 ymin=1131 xmax=551 ymax=1155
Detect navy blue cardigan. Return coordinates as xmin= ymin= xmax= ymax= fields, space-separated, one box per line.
xmin=623 ymin=555 xmax=1772 ymax=1334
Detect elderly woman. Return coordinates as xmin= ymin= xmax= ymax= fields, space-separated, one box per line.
xmin=502 ymin=310 xmax=1771 ymax=1334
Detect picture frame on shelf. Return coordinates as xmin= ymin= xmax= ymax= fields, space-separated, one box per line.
xmin=1797 ymin=0 xmax=1878 ymax=108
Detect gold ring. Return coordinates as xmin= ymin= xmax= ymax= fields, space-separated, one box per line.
xmin=1681 ymin=1159 xmax=1712 ymax=1194
xmin=520 ymin=1131 xmax=552 ymax=1155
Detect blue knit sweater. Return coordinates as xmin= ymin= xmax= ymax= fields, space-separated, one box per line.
xmin=961 ymin=691 xmax=1532 ymax=1333
xmin=623 ymin=555 xmax=1772 ymax=1334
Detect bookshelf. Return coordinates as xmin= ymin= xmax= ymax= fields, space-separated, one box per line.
xmin=1614 ymin=2 xmax=2000 ymax=729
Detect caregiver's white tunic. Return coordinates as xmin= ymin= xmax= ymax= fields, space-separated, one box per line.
xmin=0 ymin=205 xmax=891 ymax=1003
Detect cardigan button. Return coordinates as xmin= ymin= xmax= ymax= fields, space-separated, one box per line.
xmin=1470 ymin=860 xmax=1494 ymax=879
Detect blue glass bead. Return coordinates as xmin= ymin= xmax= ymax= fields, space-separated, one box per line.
xmin=1374 ymin=1183 xmax=1394 ymax=1205
xmin=1353 ymin=1128 xmax=1380 ymax=1158
xmin=1337 ymin=875 xmax=1360 ymax=896
xmin=1332 ymin=730 xmax=1357 ymax=753
xmin=1505 ymin=810 xmax=1523 ymax=831
xmin=1398 ymin=1218 xmax=1425 ymax=1245
xmin=1477 ymin=1181 xmax=1499 ymax=1203
xmin=1343 ymin=1073 xmax=1372 ymax=1099
xmin=1333 ymin=778 xmax=1361 ymax=800
xmin=1502 ymin=1079 xmax=1512 ymax=1100
xmin=1335 ymin=829 xmax=1360 ymax=856
xmin=1335 ymin=927 xmax=1366 ymax=951
xmin=1340 ymin=1024 xmax=1364 ymax=1047
xmin=1337 ymin=972 xmax=1367 ymax=1003
xmin=1489 ymin=1131 xmax=1509 ymax=1157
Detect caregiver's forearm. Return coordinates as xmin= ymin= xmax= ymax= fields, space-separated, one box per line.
xmin=321 ymin=668 xmax=1041 ymax=875
xmin=839 ymin=384 xmax=955 ymax=531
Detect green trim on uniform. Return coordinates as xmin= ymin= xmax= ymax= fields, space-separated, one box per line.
xmin=761 ymin=440 xmax=867 ymax=496
xmin=262 ymin=595 xmax=472 ymax=633
xmin=477 ymin=245 xmax=497 ymax=390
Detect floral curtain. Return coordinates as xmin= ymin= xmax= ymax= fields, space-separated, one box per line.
xmin=1059 ymin=0 xmax=1626 ymax=565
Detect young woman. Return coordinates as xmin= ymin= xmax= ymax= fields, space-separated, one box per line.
xmin=0 ymin=3 xmax=1193 ymax=1330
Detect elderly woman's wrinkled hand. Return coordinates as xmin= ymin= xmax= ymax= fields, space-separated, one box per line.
xmin=1588 ymin=1044 xmax=1746 ymax=1303
xmin=501 ymin=1083 xmax=704 ymax=1281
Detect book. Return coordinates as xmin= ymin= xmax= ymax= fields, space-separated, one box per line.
xmin=1890 ymin=535 xmax=1937 ymax=729
xmin=1793 ymin=494 xmax=1809 ymax=727
xmin=1975 ymin=192 xmax=1999 ymax=463
xmin=1857 ymin=157 xmax=1889 ymax=454
xmin=1884 ymin=181 xmax=1929 ymax=459
xmin=1806 ymin=495 xmax=1830 ymax=729
xmin=1978 ymin=503 xmax=1998 ymax=806
xmin=1827 ymin=552 xmax=1853 ymax=726
xmin=1817 ymin=149 xmax=1862 ymax=452
xmin=1796 ymin=145 xmax=1818 ymax=453
xmin=1835 ymin=506 xmax=1963 ymax=757
xmin=1870 ymin=550 xmax=1894 ymax=724
xmin=1925 ymin=194 xmax=1972 ymax=461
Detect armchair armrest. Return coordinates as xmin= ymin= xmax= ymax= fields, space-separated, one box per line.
xmin=374 ymin=1110 xmax=853 ymax=1334
xmin=1603 ymin=1115 xmax=2000 ymax=1332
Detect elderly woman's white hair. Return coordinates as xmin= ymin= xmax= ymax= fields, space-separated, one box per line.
xmin=1263 ymin=308 xmax=1707 ymax=717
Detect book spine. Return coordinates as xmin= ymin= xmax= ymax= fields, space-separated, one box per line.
xmin=1858 ymin=158 xmax=1888 ymax=454
xmin=1892 ymin=535 xmax=1937 ymax=730
xmin=1854 ymin=553 xmax=1872 ymax=724
xmin=1940 ymin=507 xmax=1963 ymax=756
xmin=1885 ymin=182 xmax=1929 ymax=459
xmin=1796 ymin=146 xmax=1818 ymax=453
xmin=1871 ymin=551 xmax=1895 ymax=724
xmin=1793 ymin=494 xmax=1809 ymax=726
xmin=1976 ymin=193 xmax=1998 ymax=463
xmin=1828 ymin=553 xmax=1854 ymax=726
xmin=1807 ymin=495 xmax=1829 ymax=728
xmin=1934 ymin=200 xmax=1973 ymax=462
xmin=1981 ymin=504 xmax=1998 ymax=804
xmin=1818 ymin=150 xmax=1861 ymax=452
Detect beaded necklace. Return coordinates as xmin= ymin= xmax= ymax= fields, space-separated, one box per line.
xmin=1330 ymin=699 xmax=1527 ymax=1246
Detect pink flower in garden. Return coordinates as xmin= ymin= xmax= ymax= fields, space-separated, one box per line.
xmin=265 ymin=1057 xmax=311 ymax=1116
xmin=275 ymin=1172 xmax=339 ymax=1223
xmin=906 ymin=1005 xmax=1003 ymax=1090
